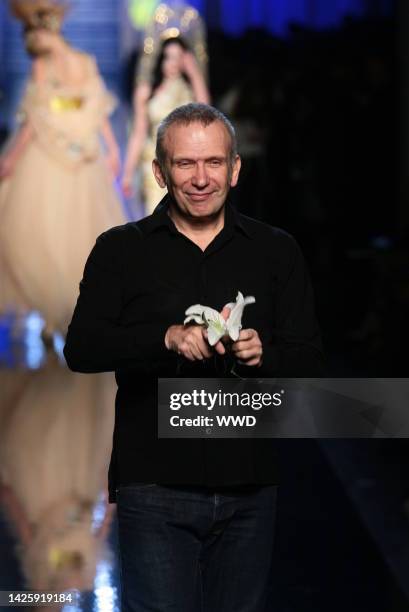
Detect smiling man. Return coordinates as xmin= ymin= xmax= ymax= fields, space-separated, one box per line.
xmin=64 ymin=103 xmax=324 ymax=612
xmin=152 ymin=107 xmax=263 ymax=364
xmin=154 ymin=117 xmax=240 ymax=220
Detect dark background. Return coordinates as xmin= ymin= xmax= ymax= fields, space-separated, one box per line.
xmin=204 ymin=15 xmax=397 ymax=377
xmin=0 ymin=0 xmax=400 ymax=378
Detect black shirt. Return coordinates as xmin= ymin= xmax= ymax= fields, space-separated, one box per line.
xmin=64 ymin=195 xmax=324 ymax=501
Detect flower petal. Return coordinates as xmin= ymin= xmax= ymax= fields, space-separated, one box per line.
xmin=185 ymin=304 xmax=206 ymax=316
xmin=243 ymin=296 xmax=256 ymax=306
xmin=207 ymin=322 xmax=225 ymax=346
xmin=201 ymin=307 xmax=226 ymax=326
xmin=184 ymin=293 xmax=255 ymax=345
xmin=184 ymin=314 xmax=205 ymax=325
xmin=226 ymin=291 xmax=256 ymax=341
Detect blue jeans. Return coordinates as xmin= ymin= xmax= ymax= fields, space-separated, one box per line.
xmin=117 ymin=484 xmax=277 ymax=612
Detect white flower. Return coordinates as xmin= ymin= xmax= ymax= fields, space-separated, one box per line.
xmin=184 ymin=305 xmax=226 ymax=345
xmin=184 ymin=292 xmax=255 ymax=346
xmin=224 ymin=291 xmax=256 ymax=341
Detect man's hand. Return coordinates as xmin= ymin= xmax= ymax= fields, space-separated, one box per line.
xmin=231 ymin=329 xmax=263 ymax=367
xmin=165 ymin=324 xmax=225 ymax=361
xmin=164 ymin=304 xmax=263 ymax=363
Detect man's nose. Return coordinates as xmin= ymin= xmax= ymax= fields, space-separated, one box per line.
xmin=192 ymin=163 xmax=209 ymax=188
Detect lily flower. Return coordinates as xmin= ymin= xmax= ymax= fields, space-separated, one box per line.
xmin=224 ymin=291 xmax=256 ymax=341
xmin=184 ymin=292 xmax=255 ymax=346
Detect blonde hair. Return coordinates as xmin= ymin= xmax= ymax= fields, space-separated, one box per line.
xmin=10 ymin=0 xmax=68 ymax=33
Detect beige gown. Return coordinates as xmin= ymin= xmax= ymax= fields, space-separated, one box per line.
xmin=0 ymin=54 xmax=126 ymax=334
xmin=0 ymin=359 xmax=116 ymax=590
xmin=141 ymin=76 xmax=193 ymax=215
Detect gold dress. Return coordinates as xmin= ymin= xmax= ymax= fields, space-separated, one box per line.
xmin=141 ymin=76 xmax=193 ymax=214
xmin=0 ymin=54 xmax=126 ymax=334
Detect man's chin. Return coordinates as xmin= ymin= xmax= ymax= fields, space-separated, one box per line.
xmin=168 ymin=193 xmax=226 ymax=221
xmin=184 ymin=196 xmax=225 ymax=215
xmin=185 ymin=205 xmax=222 ymax=221
xmin=188 ymin=204 xmax=213 ymax=215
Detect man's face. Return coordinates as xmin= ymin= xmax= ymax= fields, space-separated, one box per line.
xmin=153 ymin=121 xmax=241 ymax=220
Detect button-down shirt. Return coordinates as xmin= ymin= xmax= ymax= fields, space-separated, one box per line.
xmin=64 ymin=195 xmax=324 ymax=501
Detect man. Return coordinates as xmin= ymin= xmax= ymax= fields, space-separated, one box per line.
xmin=64 ymin=103 xmax=324 ymax=611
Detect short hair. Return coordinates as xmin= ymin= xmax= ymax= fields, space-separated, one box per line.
xmin=155 ymin=103 xmax=238 ymax=174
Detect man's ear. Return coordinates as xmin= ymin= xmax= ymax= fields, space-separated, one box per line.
xmin=230 ymin=155 xmax=241 ymax=188
xmin=152 ymin=159 xmax=167 ymax=188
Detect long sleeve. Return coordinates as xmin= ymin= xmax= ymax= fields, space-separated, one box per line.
xmin=265 ymin=236 xmax=324 ymax=376
xmin=236 ymin=235 xmax=325 ymax=378
xmin=64 ymin=228 xmax=176 ymax=374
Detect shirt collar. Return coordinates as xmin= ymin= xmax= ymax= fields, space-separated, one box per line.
xmin=144 ymin=193 xmax=254 ymax=239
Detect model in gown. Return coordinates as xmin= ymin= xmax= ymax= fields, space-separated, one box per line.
xmin=0 ymin=0 xmax=126 ymax=341
xmin=122 ymin=36 xmax=210 ymax=214
xmin=0 ymin=357 xmax=116 ymax=591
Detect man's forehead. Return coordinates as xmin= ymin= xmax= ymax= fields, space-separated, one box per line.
xmin=164 ymin=120 xmax=230 ymax=153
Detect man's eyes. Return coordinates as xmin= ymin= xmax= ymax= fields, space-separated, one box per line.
xmin=176 ymin=160 xmax=224 ymax=168
xmin=177 ymin=161 xmax=194 ymax=168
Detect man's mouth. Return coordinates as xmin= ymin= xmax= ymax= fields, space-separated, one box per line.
xmin=187 ymin=192 xmax=213 ymax=202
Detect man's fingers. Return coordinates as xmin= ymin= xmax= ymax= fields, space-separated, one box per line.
xmin=175 ymin=324 xmax=261 ymax=360
xmin=198 ymin=341 xmax=213 ymax=359
xmin=232 ymin=335 xmax=261 ymax=353
xmin=234 ymin=348 xmax=262 ymax=361
xmin=232 ymin=329 xmax=261 ymax=352
xmin=179 ymin=342 xmax=195 ymax=360
xmin=237 ymin=357 xmax=260 ymax=366
xmin=232 ymin=328 xmax=262 ymax=365
xmin=237 ymin=329 xmax=256 ymax=341
xmin=232 ymin=339 xmax=261 ymax=353
xmin=203 ymin=327 xmax=227 ymax=355
xmin=193 ymin=330 xmax=212 ymax=358
xmin=213 ymin=340 xmax=226 ymax=355
xmin=201 ymin=329 xmax=214 ymax=357
xmin=180 ymin=335 xmax=202 ymax=360
xmin=181 ymin=328 xmax=213 ymax=360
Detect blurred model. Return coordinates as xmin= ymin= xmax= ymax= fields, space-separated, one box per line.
xmin=0 ymin=358 xmax=116 ymax=592
xmin=122 ymin=36 xmax=209 ymax=214
xmin=134 ymin=2 xmax=208 ymax=88
xmin=0 ymin=0 xmax=126 ymax=342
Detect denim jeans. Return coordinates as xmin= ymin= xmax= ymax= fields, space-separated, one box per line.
xmin=116 ymin=483 xmax=277 ymax=612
